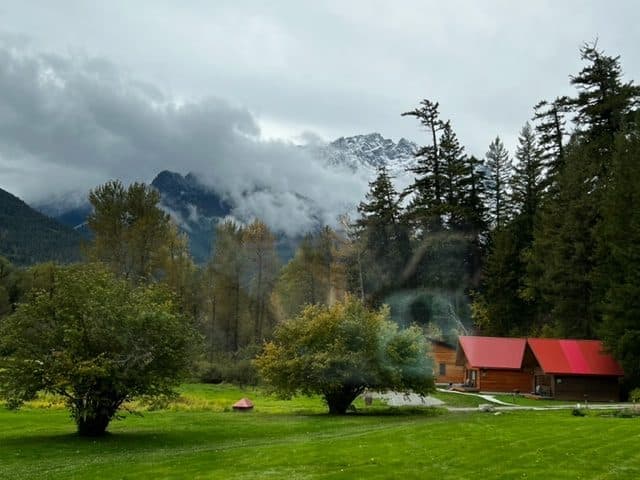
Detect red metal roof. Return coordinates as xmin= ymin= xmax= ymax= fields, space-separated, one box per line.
xmin=527 ymin=339 xmax=624 ymax=376
xmin=458 ymin=336 xmax=526 ymax=370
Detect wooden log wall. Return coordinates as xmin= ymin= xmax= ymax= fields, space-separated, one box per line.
xmin=478 ymin=369 xmax=534 ymax=393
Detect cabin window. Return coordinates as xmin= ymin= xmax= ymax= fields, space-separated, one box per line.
xmin=439 ymin=363 xmax=446 ymax=376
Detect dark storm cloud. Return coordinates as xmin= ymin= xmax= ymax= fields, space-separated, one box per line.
xmin=3 ymin=1 xmax=640 ymax=152
xmin=0 ymin=41 xmax=369 ymax=235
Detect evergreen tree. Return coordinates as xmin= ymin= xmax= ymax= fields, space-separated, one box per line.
xmin=401 ymin=106 xmax=486 ymax=332
xmin=526 ymin=141 xmax=601 ymax=338
xmin=438 ymin=122 xmax=469 ymax=229
xmin=402 ymin=99 xmax=446 ymax=230
xmin=437 ymin=124 xmax=487 ymax=289
xmin=525 ymin=42 xmax=639 ymax=338
xmin=597 ymin=122 xmax=640 ymax=384
xmin=461 ymin=155 xmax=488 ymax=234
xmin=570 ymin=42 xmax=640 ymax=147
xmin=484 ymin=136 xmax=512 ymax=229
xmin=476 ymin=124 xmax=544 ymax=336
xmin=476 ymin=225 xmax=529 ymax=336
xmin=533 ymin=96 xmax=570 ymax=183
xmin=356 ymin=166 xmax=411 ymax=304
xmin=511 ymin=122 xmax=545 ymax=233
xmin=460 ymin=154 xmax=488 ymax=286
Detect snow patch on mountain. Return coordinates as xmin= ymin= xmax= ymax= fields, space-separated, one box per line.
xmin=308 ymin=132 xmax=418 ymax=192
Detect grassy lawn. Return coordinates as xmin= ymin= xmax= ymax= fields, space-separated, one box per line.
xmin=430 ymin=390 xmax=493 ymax=407
xmin=493 ymin=394 xmax=587 ymax=407
xmin=2 ymin=384 xmax=640 ymax=479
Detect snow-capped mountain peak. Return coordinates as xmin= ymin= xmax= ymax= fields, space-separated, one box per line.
xmin=310 ymin=133 xmax=418 ymax=177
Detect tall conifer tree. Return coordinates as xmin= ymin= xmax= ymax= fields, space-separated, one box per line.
xmin=533 ymin=97 xmax=570 ymax=185
xmin=356 ymin=166 xmax=411 ymax=304
xmin=477 ymin=124 xmax=544 ymax=336
xmin=484 ymin=136 xmax=512 ymax=229
xmin=511 ymin=122 xmax=545 ymax=232
xmin=402 ymin=100 xmax=445 ymax=231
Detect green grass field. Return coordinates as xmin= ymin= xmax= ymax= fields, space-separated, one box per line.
xmin=2 ymin=384 xmax=639 ymax=479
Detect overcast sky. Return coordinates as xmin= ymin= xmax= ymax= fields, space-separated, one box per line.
xmin=1 ymin=1 xmax=639 ymax=227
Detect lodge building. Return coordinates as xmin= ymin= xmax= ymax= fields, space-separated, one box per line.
xmin=428 ymin=338 xmax=465 ymax=384
xmin=431 ymin=335 xmax=624 ymax=401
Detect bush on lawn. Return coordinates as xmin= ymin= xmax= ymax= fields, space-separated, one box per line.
xmin=255 ymin=296 xmax=435 ymax=414
xmin=0 ymin=263 xmax=198 ymax=436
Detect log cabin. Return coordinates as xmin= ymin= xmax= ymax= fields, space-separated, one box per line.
xmin=526 ymin=338 xmax=623 ymax=401
xmin=428 ymin=338 xmax=465 ymax=385
xmin=456 ymin=336 xmax=535 ymax=393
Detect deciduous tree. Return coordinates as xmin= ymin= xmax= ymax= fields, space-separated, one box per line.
xmin=0 ymin=263 xmax=197 ymax=436
xmin=255 ymin=296 xmax=434 ymax=414
xmin=87 ymin=180 xmax=171 ymax=283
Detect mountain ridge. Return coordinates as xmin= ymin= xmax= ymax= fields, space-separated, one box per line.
xmin=35 ymin=132 xmax=417 ymax=263
xmin=0 ymin=187 xmax=82 ymax=265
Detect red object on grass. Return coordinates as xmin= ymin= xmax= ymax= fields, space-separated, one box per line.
xmin=232 ymin=398 xmax=254 ymax=410
xmin=458 ymin=336 xmax=526 ymax=370
xmin=527 ymin=338 xmax=624 ymax=376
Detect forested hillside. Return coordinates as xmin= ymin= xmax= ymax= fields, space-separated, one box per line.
xmin=0 ymin=187 xmax=81 ymax=265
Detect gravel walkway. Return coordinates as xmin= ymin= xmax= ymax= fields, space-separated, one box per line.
xmin=370 ymin=391 xmax=444 ymax=407
xmin=370 ymin=389 xmax=636 ymax=412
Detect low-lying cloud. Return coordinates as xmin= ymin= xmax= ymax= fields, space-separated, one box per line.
xmin=0 ymin=39 xmax=369 ymax=235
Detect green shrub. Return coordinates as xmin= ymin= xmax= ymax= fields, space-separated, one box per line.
xmin=572 ymin=407 xmax=586 ymax=417
xmin=629 ymin=388 xmax=640 ymax=403
xmin=614 ymin=408 xmax=640 ymax=418
xmin=194 ymin=346 xmax=260 ymax=386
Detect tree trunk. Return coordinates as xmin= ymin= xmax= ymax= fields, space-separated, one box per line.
xmin=233 ymin=279 xmax=240 ymax=352
xmin=324 ymin=385 xmax=364 ymax=415
xmin=255 ymin=253 xmax=263 ymax=341
xmin=209 ymin=296 xmax=216 ymax=362
xmin=76 ymin=412 xmax=112 ymax=437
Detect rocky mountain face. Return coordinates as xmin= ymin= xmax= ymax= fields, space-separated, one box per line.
xmin=311 ymin=132 xmax=417 ymax=175
xmin=38 ymin=133 xmax=418 ymax=264
xmin=151 ymin=170 xmax=233 ymax=262
xmin=0 ymin=187 xmax=82 ymax=265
